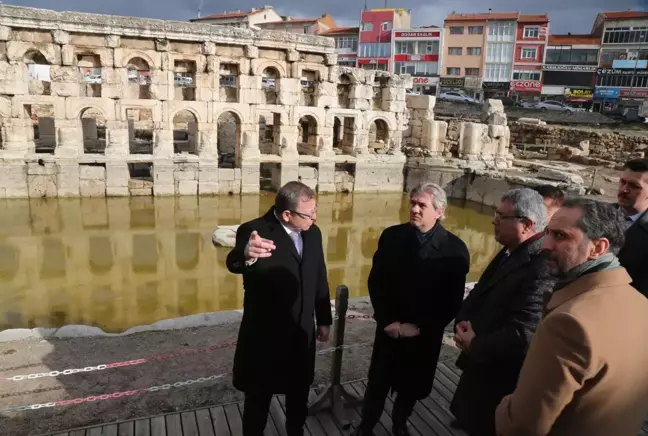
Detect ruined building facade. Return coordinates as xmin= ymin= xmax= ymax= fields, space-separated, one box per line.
xmin=0 ymin=5 xmax=412 ymax=198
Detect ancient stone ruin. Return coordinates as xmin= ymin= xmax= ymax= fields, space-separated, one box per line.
xmin=0 ymin=5 xmax=412 ymax=198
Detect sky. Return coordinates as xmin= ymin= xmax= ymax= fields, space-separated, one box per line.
xmin=3 ymin=0 xmax=648 ymax=34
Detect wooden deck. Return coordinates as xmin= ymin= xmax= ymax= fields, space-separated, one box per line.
xmin=46 ymin=361 xmax=648 ymax=436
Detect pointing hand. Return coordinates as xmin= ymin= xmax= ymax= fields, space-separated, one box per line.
xmin=244 ymin=231 xmax=276 ymax=261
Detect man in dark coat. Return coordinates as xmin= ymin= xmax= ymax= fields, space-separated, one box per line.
xmin=450 ymin=188 xmax=555 ymax=436
xmin=352 ymin=182 xmax=470 ymax=436
xmin=226 ymin=181 xmax=333 ymax=436
xmin=616 ymin=158 xmax=648 ymax=297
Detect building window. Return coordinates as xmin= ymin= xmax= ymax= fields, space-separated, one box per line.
xmin=304 ymin=24 xmax=312 ymax=33
xmin=394 ymin=61 xmax=439 ymax=76
xmin=523 ymin=27 xmax=540 ymax=38
xmin=521 ymin=48 xmax=537 ymax=60
xmin=396 ymin=40 xmax=439 ymax=55
xmin=597 ymin=74 xmax=648 ymax=88
xmin=487 ymin=42 xmax=514 ymax=62
xmin=450 ymin=26 xmax=464 ymax=35
xmin=382 ymin=21 xmax=393 ymax=30
xmin=467 ymin=47 xmax=482 ymax=55
xmin=465 ymin=68 xmax=480 ymax=76
xmin=513 ymin=70 xmax=541 ymax=81
xmin=447 ymin=67 xmax=461 ymax=76
xmin=488 ymin=21 xmax=515 ymax=42
xmin=545 ymin=47 xmax=599 ymax=65
xmin=485 ymin=63 xmax=512 ymax=81
xmin=361 ymin=22 xmax=373 ymax=31
xmin=449 ymin=47 xmax=462 ymax=55
xmin=359 ymin=43 xmax=391 ymax=58
xmin=468 ymin=26 xmax=484 ymax=35
xmin=337 ymin=60 xmax=357 ymax=67
xmin=603 ymin=26 xmax=648 ymax=44
xmin=336 ymin=36 xmax=358 ymax=52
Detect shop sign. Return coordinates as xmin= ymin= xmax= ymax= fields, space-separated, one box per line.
xmin=464 ymin=77 xmax=483 ymax=89
xmin=564 ymin=88 xmax=593 ymax=99
xmin=511 ymin=80 xmax=542 ymax=92
xmin=593 ymin=87 xmax=621 ymax=99
xmin=543 ymin=64 xmax=598 ymax=72
xmin=621 ymin=88 xmax=648 ymax=99
xmin=394 ymin=31 xmax=440 ymax=38
xmin=597 ymin=68 xmax=648 ymax=76
xmin=412 ymin=77 xmax=439 ymax=85
xmin=440 ymin=77 xmax=465 ymax=87
xmin=482 ymin=81 xmax=510 ymax=90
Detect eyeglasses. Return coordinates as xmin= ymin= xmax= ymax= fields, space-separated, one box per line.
xmin=494 ymin=210 xmax=526 ymax=221
xmin=291 ymin=206 xmax=318 ymax=220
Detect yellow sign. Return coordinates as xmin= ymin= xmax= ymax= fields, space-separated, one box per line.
xmin=564 ymin=88 xmax=593 ymax=99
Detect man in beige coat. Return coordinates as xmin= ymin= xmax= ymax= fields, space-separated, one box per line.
xmin=495 ymin=198 xmax=648 ymax=436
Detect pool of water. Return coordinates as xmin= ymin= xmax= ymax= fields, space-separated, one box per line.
xmin=0 ymin=193 xmax=500 ymax=333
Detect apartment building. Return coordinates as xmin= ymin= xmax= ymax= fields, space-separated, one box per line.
xmin=358 ymin=8 xmax=411 ymax=71
xmin=443 ymin=12 xmax=518 ymax=100
xmin=511 ymin=14 xmax=549 ymax=99
xmin=542 ymin=34 xmax=600 ymax=108
xmin=256 ymin=14 xmax=337 ymax=35
xmin=321 ymin=27 xmax=359 ymax=67
xmin=592 ymin=11 xmax=648 ymax=110
xmin=393 ymin=26 xmax=443 ymax=95
xmin=190 ymin=6 xmax=281 ymax=28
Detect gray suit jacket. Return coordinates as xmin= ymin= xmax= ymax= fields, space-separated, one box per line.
xmin=618 ymin=208 xmax=648 ymax=298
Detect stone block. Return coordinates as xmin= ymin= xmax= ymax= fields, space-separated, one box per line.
xmin=106 ymin=164 xmax=130 ymax=187
xmin=79 ymin=164 xmax=106 ymax=180
xmin=80 ymin=179 xmax=107 ymax=197
xmin=219 ymin=168 xmax=236 ymax=181
xmin=106 ymin=186 xmax=129 ymax=196
xmin=177 ymin=180 xmax=198 ymax=195
xmin=199 ymin=183 xmax=219 ymax=195
xmin=28 ymin=175 xmax=58 ymax=198
xmin=406 ymin=95 xmax=436 ymax=110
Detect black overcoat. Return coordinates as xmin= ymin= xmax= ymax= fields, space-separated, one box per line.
xmin=618 ymin=208 xmax=648 ymax=298
xmin=366 ymin=222 xmax=470 ymax=400
xmin=450 ymin=234 xmax=555 ymax=435
xmin=226 ymin=207 xmax=333 ymax=394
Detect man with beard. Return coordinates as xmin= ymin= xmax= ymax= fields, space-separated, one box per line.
xmin=496 ymin=198 xmax=648 ymax=436
xmin=226 ymin=181 xmax=332 ymax=436
xmin=616 ymin=158 xmax=648 ymax=297
xmin=351 ymin=182 xmax=470 ymax=436
xmin=450 ymin=188 xmax=554 ymax=436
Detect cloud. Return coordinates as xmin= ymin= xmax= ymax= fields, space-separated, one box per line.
xmin=5 ymin=0 xmax=648 ymax=33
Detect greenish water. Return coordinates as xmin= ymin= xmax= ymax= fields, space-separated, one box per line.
xmin=0 ymin=193 xmax=499 ymax=333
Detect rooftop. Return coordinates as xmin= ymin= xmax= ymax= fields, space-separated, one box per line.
xmin=320 ymin=26 xmax=359 ymax=35
xmin=599 ymin=11 xmax=648 ymax=20
xmin=445 ymin=12 xmax=519 ymax=22
xmin=191 ymin=7 xmax=269 ymax=21
xmin=518 ymin=14 xmax=549 ymax=23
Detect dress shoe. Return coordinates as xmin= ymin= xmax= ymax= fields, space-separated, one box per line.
xmin=392 ymin=424 xmax=411 ymax=436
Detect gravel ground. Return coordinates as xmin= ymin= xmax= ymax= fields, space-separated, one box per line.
xmin=0 ymin=299 xmax=461 ymax=436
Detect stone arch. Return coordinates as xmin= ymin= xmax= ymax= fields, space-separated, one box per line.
xmin=368 ymin=118 xmax=390 ymax=154
xmin=255 ymin=60 xmax=287 ymax=78
xmin=215 ymin=107 xmax=248 ymax=126
xmin=23 ymin=49 xmax=50 ymax=65
xmin=170 ymin=107 xmax=202 ymax=125
xmin=298 ymin=114 xmax=318 ymax=156
xmin=24 ymin=49 xmax=52 ymax=96
xmin=124 ymin=51 xmax=157 ymax=70
xmin=368 ymin=116 xmax=396 ymax=131
xmin=217 ymin=110 xmax=242 ymax=168
xmin=173 ymin=109 xmax=199 ymax=155
xmin=80 ymin=107 xmax=107 ymax=154
xmin=261 ymin=66 xmax=281 ymax=105
xmin=126 ymin=56 xmax=152 ymax=99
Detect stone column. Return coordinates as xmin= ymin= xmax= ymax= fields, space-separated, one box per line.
xmin=422 ymin=119 xmax=447 ymax=157
xmin=154 ymin=124 xmax=174 ymax=157
xmin=458 ymin=122 xmax=488 ymax=161
xmin=105 ymin=162 xmax=130 ymax=196
xmin=278 ymin=123 xmax=299 ymax=158
xmin=2 ymin=119 xmax=33 ymax=157
xmin=55 ymin=118 xmax=83 ymax=158
xmin=198 ymin=122 xmax=218 ymax=160
xmin=105 ymin=121 xmax=129 ymax=157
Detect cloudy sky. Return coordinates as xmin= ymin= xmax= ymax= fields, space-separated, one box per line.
xmin=4 ymin=0 xmax=648 ymax=34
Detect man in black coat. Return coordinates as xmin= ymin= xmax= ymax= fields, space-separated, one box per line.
xmin=352 ymin=182 xmax=470 ymax=436
xmin=226 ymin=181 xmax=333 ymax=436
xmin=616 ymin=158 xmax=648 ymax=297
xmin=450 ymin=188 xmax=555 ymax=436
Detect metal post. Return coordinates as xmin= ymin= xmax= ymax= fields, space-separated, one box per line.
xmin=308 ymin=285 xmax=362 ymax=426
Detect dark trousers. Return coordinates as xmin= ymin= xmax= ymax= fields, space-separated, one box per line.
xmin=359 ymin=376 xmax=417 ymax=432
xmin=242 ymin=386 xmax=310 ymax=436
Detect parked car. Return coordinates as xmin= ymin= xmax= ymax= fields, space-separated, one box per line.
xmin=439 ymin=91 xmax=479 ymax=104
xmin=531 ymin=100 xmax=577 ymax=112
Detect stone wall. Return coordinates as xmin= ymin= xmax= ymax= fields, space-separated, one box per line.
xmin=509 ymin=122 xmax=648 ymax=162
xmin=0 ymin=5 xmax=412 ymax=198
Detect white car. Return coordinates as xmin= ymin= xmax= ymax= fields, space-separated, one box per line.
xmin=440 ymin=91 xmax=479 ymax=104
xmin=532 ymin=100 xmax=576 ymax=112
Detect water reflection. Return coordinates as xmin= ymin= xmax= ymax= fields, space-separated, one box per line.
xmin=0 ymin=194 xmax=500 ymax=333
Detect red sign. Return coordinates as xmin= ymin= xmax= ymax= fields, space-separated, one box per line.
xmin=395 ymin=31 xmax=440 ymax=38
xmin=511 ymin=80 xmax=542 ymax=93
xmin=413 ymin=77 xmax=430 ymax=84
xmin=393 ymin=54 xmax=439 ymax=62
xmin=620 ymin=89 xmax=648 ymax=99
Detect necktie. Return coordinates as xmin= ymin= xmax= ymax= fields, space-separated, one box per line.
xmin=626 ymin=216 xmax=634 ymax=230
xmin=290 ymin=232 xmax=303 ymax=257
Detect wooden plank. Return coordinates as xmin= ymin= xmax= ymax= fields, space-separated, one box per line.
xmin=102 ymin=425 xmax=118 ymax=436
xmin=118 ymin=421 xmax=134 ymax=436
xmin=70 ymin=431 xmax=86 ymax=436
xmin=276 ymin=392 xmax=324 ymax=436
xmin=165 ymin=414 xmax=183 ymax=436
xmin=87 ymin=428 xmax=104 ymax=436
xmin=224 ymin=404 xmax=243 ymax=436
xmin=437 ymin=363 xmax=460 ymax=386
xmin=195 ymin=409 xmax=216 ymax=436
xmin=346 ymin=382 xmax=390 ymax=436
xmin=307 ymin=390 xmax=344 ymax=436
xmin=134 ymin=419 xmax=151 ymax=436
xmin=181 ymin=411 xmax=201 ymax=436
xmin=210 ymin=406 xmax=231 ymax=436
xmin=361 ymin=381 xmax=423 ymax=436
xmin=150 ymin=416 xmax=166 ymax=436
xmin=268 ymin=396 xmax=289 ymax=436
